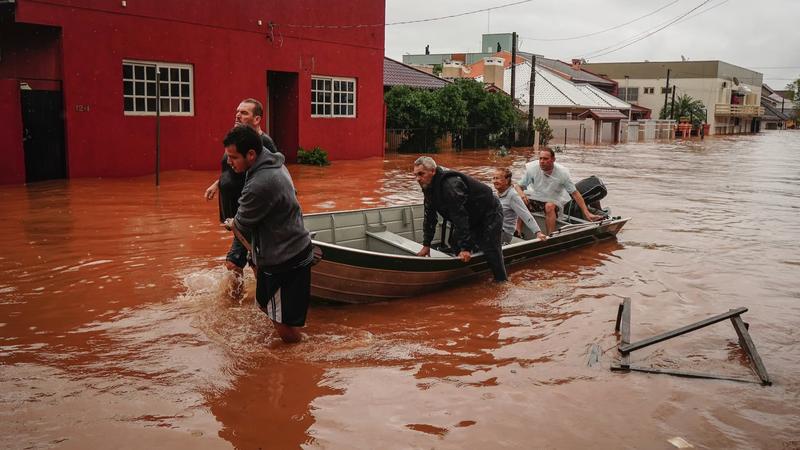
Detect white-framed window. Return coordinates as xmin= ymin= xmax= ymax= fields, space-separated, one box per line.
xmin=311 ymin=76 xmax=356 ymax=118
xmin=643 ymin=87 xmax=655 ymax=94
xmin=123 ymin=60 xmax=194 ymax=116
xmin=619 ymin=87 xmax=638 ymax=102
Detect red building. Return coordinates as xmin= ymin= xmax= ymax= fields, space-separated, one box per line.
xmin=0 ymin=0 xmax=385 ymax=184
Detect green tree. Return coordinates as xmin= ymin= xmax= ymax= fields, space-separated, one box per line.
xmin=384 ymin=86 xmax=442 ymax=152
xmin=434 ymin=82 xmax=469 ymax=133
xmin=475 ymin=91 xmax=519 ymax=146
xmin=384 ymin=79 xmax=520 ymax=151
xmin=784 ymin=78 xmax=799 ymax=101
xmin=786 ymin=77 xmax=800 ymax=123
xmin=448 ymin=78 xmax=521 ymax=147
xmin=533 ymin=117 xmax=553 ymax=145
xmin=659 ymin=93 xmax=706 ymax=122
xmin=450 ymin=79 xmax=487 ymax=127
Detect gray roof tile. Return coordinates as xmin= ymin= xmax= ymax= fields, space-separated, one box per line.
xmin=383 ymin=57 xmax=450 ymax=89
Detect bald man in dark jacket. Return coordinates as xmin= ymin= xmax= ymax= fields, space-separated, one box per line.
xmin=413 ymin=156 xmax=507 ymax=282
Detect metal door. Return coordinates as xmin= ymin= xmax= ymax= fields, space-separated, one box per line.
xmin=21 ymin=90 xmax=66 ymax=182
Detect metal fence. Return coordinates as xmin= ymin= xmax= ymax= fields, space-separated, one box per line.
xmin=386 ymin=127 xmax=526 ymax=153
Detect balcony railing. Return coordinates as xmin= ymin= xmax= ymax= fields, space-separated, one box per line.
xmin=715 ymin=104 xmax=765 ymax=117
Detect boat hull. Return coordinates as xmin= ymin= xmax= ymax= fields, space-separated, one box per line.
xmin=305 ymin=205 xmax=628 ymax=303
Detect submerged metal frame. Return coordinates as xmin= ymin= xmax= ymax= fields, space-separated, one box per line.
xmin=611 ymin=300 xmax=771 ymax=385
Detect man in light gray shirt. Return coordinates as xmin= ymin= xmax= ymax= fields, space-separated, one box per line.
xmin=493 ymin=168 xmax=547 ymax=244
xmin=515 ymin=148 xmax=602 ymax=234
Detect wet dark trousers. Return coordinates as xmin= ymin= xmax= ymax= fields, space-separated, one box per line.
xmin=465 ymin=201 xmax=507 ymax=282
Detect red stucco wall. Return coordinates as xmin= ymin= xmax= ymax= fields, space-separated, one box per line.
xmin=0 ymin=79 xmax=26 ymax=184
xmin=1 ymin=0 xmax=385 ymax=181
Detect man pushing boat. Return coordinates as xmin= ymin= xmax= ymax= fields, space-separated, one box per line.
xmin=223 ymin=125 xmax=313 ymax=343
xmin=412 ymin=156 xmax=507 ymax=282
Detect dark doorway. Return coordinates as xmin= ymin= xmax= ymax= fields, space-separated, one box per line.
xmin=267 ymin=71 xmax=299 ymax=162
xmin=21 ymin=90 xmax=66 ymax=182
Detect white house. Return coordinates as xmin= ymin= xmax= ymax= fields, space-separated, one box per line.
xmin=583 ymin=60 xmax=764 ymax=135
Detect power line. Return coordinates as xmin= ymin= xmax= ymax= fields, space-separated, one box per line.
xmin=580 ymin=0 xmax=714 ymax=60
xmin=520 ymin=0 xmax=679 ymax=42
xmin=282 ymin=0 xmax=536 ymax=29
xmin=672 ymin=0 xmax=729 ymax=25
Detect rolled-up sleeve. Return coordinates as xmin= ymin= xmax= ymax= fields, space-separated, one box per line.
xmin=510 ymin=194 xmax=541 ymax=234
xmin=519 ymin=166 xmax=533 ymax=189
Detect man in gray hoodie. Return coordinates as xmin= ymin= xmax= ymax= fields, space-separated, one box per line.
xmin=223 ymin=125 xmax=313 ymax=343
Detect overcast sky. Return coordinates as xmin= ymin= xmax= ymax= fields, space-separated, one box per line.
xmin=384 ymin=0 xmax=800 ymax=89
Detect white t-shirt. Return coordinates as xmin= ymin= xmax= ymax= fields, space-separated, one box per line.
xmin=519 ymin=161 xmax=576 ymax=207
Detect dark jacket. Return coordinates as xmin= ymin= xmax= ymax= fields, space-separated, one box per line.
xmin=218 ymin=133 xmax=279 ymax=222
xmin=422 ymin=167 xmax=498 ymax=251
xmin=233 ymin=150 xmax=310 ymax=270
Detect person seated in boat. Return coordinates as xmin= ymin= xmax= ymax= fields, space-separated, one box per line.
xmin=492 ymin=168 xmax=547 ymax=244
xmin=412 ymin=156 xmax=507 ymax=282
xmin=515 ymin=148 xmax=603 ymax=235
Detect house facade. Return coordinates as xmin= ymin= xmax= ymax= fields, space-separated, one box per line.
xmin=583 ymin=60 xmax=764 ymax=135
xmin=493 ymin=61 xmax=631 ymax=145
xmin=0 ymin=0 xmax=385 ymax=184
xmin=760 ymin=84 xmax=789 ymax=130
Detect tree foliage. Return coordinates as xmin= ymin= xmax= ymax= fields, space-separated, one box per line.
xmin=784 ymin=78 xmax=799 ymax=101
xmin=786 ymin=77 xmax=800 ymax=122
xmin=384 ymin=78 xmax=520 ymax=151
xmin=533 ymin=117 xmax=554 ymax=145
xmin=659 ymin=93 xmax=706 ymax=122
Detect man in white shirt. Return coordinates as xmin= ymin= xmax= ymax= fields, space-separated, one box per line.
xmin=515 ymin=148 xmax=603 ymax=234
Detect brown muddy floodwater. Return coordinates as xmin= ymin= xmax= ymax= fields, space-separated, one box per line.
xmin=1 ymin=131 xmax=799 ymax=449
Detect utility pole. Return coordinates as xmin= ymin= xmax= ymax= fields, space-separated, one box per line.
xmin=625 ymin=75 xmax=631 ymax=120
xmin=527 ymin=55 xmax=536 ymax=146
xmin=510 ymin=32 xmax=517 ymax=148
xmin=155 ymin=69 xmax=161 ymax=187
xmin=663 ymin=68 xmax=671 ymax=117
xmin=510 ymin=32 xmax=517 ymax=104
xmin=670 ymin=87 xmax=676 ymax=120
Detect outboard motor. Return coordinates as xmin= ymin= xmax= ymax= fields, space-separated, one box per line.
xmin=563 ymin=175 xmax=608 ymax=219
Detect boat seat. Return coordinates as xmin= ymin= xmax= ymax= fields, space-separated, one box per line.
xmin=366 ymin=229 xmax=449 ymax=258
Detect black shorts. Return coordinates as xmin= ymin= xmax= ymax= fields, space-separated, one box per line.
xmin=255 ymin=262 xmax=312 ymax=327
xmin=528 ymin=199 xmax=560 ymax=214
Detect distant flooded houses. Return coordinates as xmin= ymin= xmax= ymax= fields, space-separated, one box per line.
xmin=583 ymin=60 xmax=765 ymax=135
xmin=406 ymin=33 xmax=776 ymax=142
xmin=405 ymin=34 xmax=645 ymax=144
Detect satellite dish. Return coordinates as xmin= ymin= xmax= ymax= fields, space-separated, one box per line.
xmin=733 ymin=76 xmax=740 ymax=86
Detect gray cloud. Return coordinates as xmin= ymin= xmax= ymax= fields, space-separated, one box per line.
xmin=385 ymin=0 xmax=800 ymax=88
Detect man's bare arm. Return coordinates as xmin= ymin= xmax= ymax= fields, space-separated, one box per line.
xmin=570 ymin=191 xmax=603 ymax=222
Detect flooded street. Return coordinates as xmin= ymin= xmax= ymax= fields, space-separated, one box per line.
xmin=2 ymin=131 xmax=799 ymax=449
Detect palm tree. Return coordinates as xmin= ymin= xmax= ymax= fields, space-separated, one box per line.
xmin=659 ymin=93 xmax=706 ymax=123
